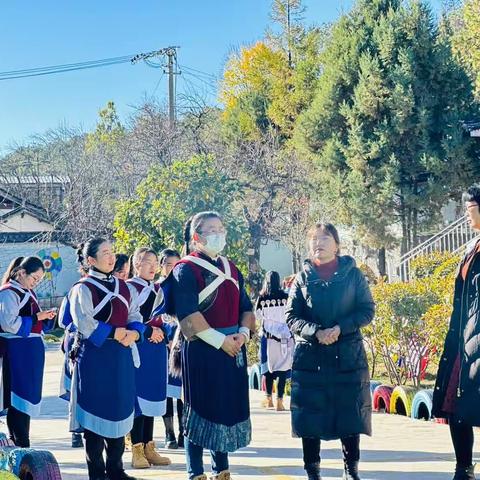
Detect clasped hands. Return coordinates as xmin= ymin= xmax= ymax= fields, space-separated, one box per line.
xmin=114 ymin=327 xmax=140 ymax=347
xmin=315 ymin=325 xmax=341 ymax=345
xmin=221 ymin=333 xmax=246 ymax=357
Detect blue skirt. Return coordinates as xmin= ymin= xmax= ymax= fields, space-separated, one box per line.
xmin=182 ymin=332 xmax=251 ymax=452
xmin=135 ymin=340 xmax=167 ymax=417
xmin=59 ymin=330 xmax=75 ymax=401
xmin=0 ymin=334 xmax=45 ymax=417
xmin=75 ymin=339 xmax=135 ymax=438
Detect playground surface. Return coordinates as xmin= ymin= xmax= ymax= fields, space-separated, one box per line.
xmin=6 ymin=346 xmax=479 ymax=480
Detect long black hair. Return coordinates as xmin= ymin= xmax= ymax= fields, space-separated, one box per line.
xmin=259 ymin=270 xmax=283 ymax=297
xmin=77 ymin=237 xmax=108 ymax=270
xmin=2 ymin=256 xmax=45 ymax=286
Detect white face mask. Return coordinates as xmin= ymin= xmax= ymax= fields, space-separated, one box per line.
xmin=202 ymin=233 xmax=226 ymax=257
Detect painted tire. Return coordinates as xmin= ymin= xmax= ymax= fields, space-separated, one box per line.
xmin=0 ymin=472 xmax=20 ymax=479
xmin=390 ymin=386 xmax=418 ymax=417
xmin=0 ymin=434 xmax=14 ymax=448
xmin=372 ymin=385 xmax=393 ymax=413
xmin=248 ymin=364 xmax=261 ymax=391
xmin=370 ymin=381 xmax=382 ymax=396
xmin=411 ymin=389 xmax=433 ymax=421
xmin=10 ymin=449 xmax=61 ymax=480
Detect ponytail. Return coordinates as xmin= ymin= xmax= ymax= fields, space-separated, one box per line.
xmin=182 ymin=216 xmax=193 ymax=257
xmin=2 ymin=256 xmax=45 ymax=286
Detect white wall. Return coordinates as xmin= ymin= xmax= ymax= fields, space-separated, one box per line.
xmin=259 ymin=240 xmax=294 ymax=279
xmin=0 ymin=212 xmax=54 ymax=233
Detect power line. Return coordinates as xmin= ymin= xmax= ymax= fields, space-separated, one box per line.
xmin=0 ymin=48 xmax=171 ymax=81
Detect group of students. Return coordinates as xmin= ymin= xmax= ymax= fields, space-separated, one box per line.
xmin=0 ymin=211 xmax=255 ymax=480
xmin=1 ymin=198 xmax=479 ymax=480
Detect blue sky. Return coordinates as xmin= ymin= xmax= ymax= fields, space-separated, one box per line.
xmin=0 ymin=0 xmax=442 ymax=152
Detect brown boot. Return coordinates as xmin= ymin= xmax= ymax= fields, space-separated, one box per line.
xmin=131 ymin=442 xmax=150 ymax=469
xmin=261 ymin=395 xmax=274 ymax=408
xmin=144 ymin=440 xmax=171 ymax=466
xmin=193 ymin=476 xmax=207 ymax=480
xmin=276 ymin=397 xmax=286 ymax=411
xmin=210 ymin=471 xmax=231 ymax=480
xmin=125 ymin=432 xmax=132 ymax=451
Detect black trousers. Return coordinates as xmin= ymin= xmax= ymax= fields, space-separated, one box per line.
xmin=450 ymin=420 xmax=474 ymax=468
xmin=7 ymin=407 xmax=30 ymax=447
xmin=163 ymin=397 xmax=184 ymax=419
xmin=84 ymin=429 xmax=125 ymax=479
xmin=264 ymin=371 xmax=287 ymax=399
xmin=130 ymin=414 xmax=154 ymax=445
xmin=302 ymin=434 xmax=360 ymax=468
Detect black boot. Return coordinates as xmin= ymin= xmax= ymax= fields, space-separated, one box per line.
xmin=305 ymin=462 xmax=321 ymax=480
xmin=343 ymin=461 xmax=360 ymax=480
xmin=453 ymin=464 xmax=476 ymax=480
xmin=177 ymin=411 xmax=184 ymax=448
xmin=72 ymin=432 xmax=84 ymax=448
xmin=106 ymin=471 xmax=138 ymax=480
xmin=163 ymin=416 xmax=178 ymax=449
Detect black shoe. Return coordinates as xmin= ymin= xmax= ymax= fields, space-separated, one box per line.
xmin=71 ymin=432 xmax=84 ymax=448
xmin=106 ymin=472 xmax=138 ymax=480
xmin=343 ymin=461 xmax=360 ymax=480
xmin=177 ymin=431 xmax=184 ymax=449
xmin=305 ymin=462 xmax=321 ymax=480
xmin=163 ymin=416 xmax=178 ymax=449
xmin=453 ymin=464 xmax=476 ymax=480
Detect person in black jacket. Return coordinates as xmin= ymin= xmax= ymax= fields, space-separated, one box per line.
xmin=285 ymin=223 xmax=375 ymax=480
xmin=432 ymin=185 xmax=480 ymax=480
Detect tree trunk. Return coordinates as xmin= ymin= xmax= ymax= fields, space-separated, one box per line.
xmin=247 ymin=220 xmax=264 ymax=298
xmin=377 ymin=247 xmax=386 ymax=278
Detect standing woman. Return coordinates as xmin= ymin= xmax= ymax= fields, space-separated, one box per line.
xmin=0 ymin=256 xmax=57 ymax=447
xmin=127 ymin=247 xmax=171 ymax=469
xmin=159 ymin=248 xmax=184 ymax=450
xmin=58 ymin=245 xmax=88 ymax=449
xmin=285 ymin=223 xmax=375 ymax=480
xmin=69 ymin=237 xmax=145 ymax=480
xmin=170 ymin=211 xmax=255 ymax=480
xmin=113 ymin=254 xmax=131 ymax=281
xmin=433 ymin=185 xmax=480 ymax=480
xmin=256 ymin=270 xmax=293 ymax=412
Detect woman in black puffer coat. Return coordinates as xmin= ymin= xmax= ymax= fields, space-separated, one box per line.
xmin=285 ymin=223 xmax=375 ymax=480
xmin=432 ymin=185 xmax=480 ymax=480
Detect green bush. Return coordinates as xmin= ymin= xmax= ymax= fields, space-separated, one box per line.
xmin=410 ymin=251 xmax=457 ymax=279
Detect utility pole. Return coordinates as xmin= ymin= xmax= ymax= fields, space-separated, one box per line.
xmin=131 ymin=46 xmax=180 ymax=127
xmin=165 ymin=47 xmax=178 ymax=127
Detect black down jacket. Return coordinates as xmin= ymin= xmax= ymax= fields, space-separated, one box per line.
xmin=432 ymin=242 xmax=480 ymax=425
xmin=285 ymin=256 xmax=375 ymax=440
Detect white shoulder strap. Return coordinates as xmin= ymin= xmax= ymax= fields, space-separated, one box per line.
xmin=184 ymin=255 xmax=239 ymax=304
xmin=82 ymin=277 xmax=129 ymax=316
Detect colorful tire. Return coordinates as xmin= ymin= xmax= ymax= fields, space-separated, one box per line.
xmin=370 ymin=381 xmax=382 ymax=396
xmin=0 ymin=472 xmax=20 ymax=479
xmin=0 ymin=434 xmax=14 ymax=447
xmin=248 ymin=364 xmax=261 ymax=390
xmin=411 ymin=389 xmax=433 ymax=421
xmin=10 ymin=449 xmax=62 ymax=480
xmin=372 ymin=385 xmax=393 ymax=413
xmin=390 ymin=386 xmax=418 ymax=417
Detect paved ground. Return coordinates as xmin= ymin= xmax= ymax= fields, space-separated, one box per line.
xmin=4 ymin=346 xmax=479 ymax=479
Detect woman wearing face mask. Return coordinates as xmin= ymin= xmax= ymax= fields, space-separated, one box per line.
xmin=69 ymin=237 xmax=146 ymax=480
xmin=0 ymin=256 xmax=56 ymax=447
xmin=158 ymin=249 xmax=184 ymax=450
xmin=127 ymin=247 xmax=171 ymax=469
xmin=286 ymin=223 xmax=375 ymax=480
xmin=170 ymin=211 xmax=255 ymax=480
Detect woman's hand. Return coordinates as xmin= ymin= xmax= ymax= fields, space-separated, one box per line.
xmin=221 ymin=334 xmax=241 ymax=357
xmin=233 ymin=333 xmax=246 ymax=349
xmin=120 ymin=330 xmax=140 ymax=347
xmin=149 ymin=327 xmax=164 ymax=343
xmin=37 ymin=309 xmax=57 ymax=321
xmin=114 ymin=327 xmax=127 ymax=342
xmin=316 ymin=325 xmax=341 ymax=345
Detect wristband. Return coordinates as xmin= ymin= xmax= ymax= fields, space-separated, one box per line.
xmin=196 ymin=328 xmax=226 ymax=349
xmin=239 ymin=326 xmax=250 ymax=342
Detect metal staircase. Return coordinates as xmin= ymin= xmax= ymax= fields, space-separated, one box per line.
xmin=387 ymin=215 xmax=478 ymax=281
